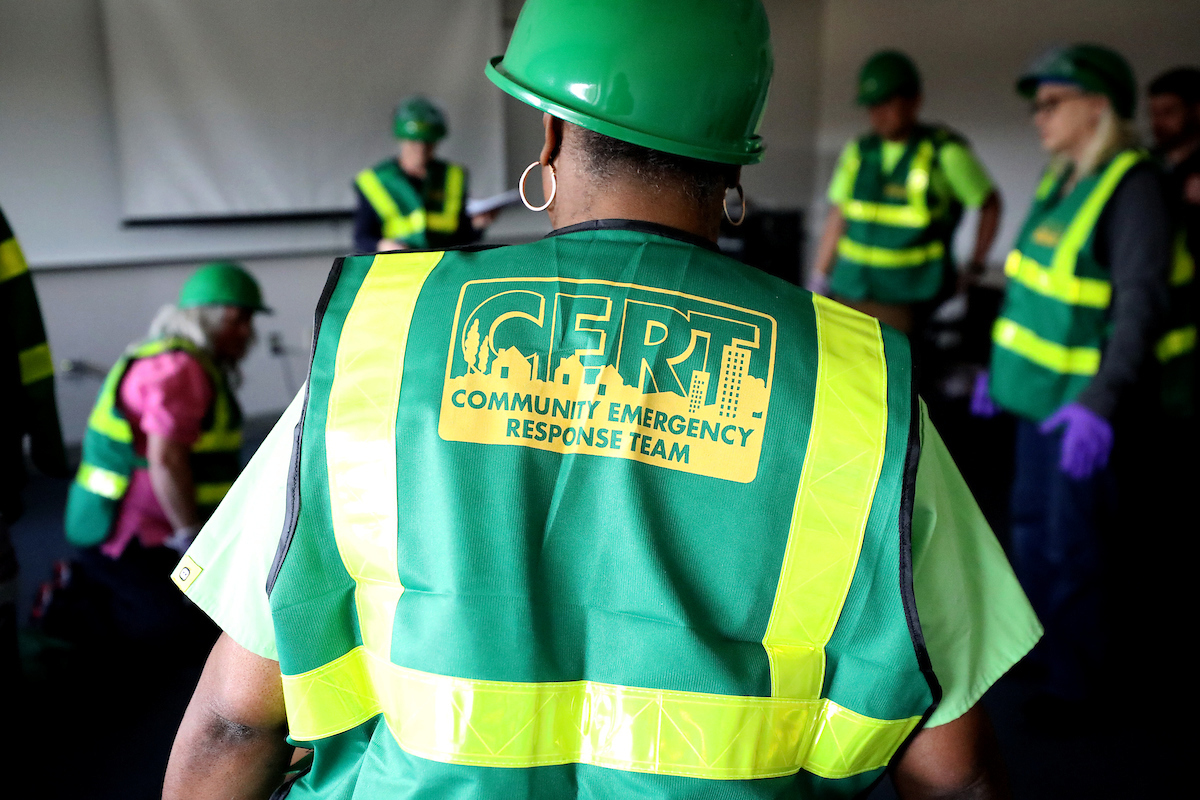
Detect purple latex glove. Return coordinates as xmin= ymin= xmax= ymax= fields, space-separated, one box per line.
xmin=805 ymin=271 xmax=830 ymax=297
xmin=970 ymin=371 xmax=1000 ymax=418
xmin=1038 ymin=402 xmax=1113 ymax=480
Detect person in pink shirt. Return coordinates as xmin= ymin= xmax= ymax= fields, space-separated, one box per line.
xmin=62 ymin=262 xmax=268 ymax=646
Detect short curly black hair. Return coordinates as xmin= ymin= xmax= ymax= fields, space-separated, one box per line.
xmin=570 ymin=125 xmax=739 ymax=208
xmin=1149 ymin=67 xmax=1200 ymax=105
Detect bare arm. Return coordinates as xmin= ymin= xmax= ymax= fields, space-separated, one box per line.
xmin=966 ymin=191 xmax=1002 ymax=277
xmin=892 ymin=704 xmax=1010 ymax=800
xmin=147 ymin=433 xmax=200 ymax=530
xmin=164 ymin=633 xmax=292 ymax=800
xmin=812 ymin=205 xmax=846 ymax=279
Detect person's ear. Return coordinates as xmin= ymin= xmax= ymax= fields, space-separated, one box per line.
xmin=540 ymin=113 xmax=564 ymax=167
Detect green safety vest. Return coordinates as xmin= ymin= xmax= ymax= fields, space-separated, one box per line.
xmin=990 ymin=149 xmax=1144 ymax=422
xmin=831 ymin=127 xmax=964 ymax=305
xmin=261 ymin=226 xmax=937 ymax=798
xmin=64 ymin=338 xmax=243 ymax=548
xmin=354 ymin=158 xmax=467 ymax=249
xmin=1156 ymin=230 xmax=1197 ymax=416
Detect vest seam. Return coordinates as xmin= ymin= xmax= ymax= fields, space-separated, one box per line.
xmin=267 ymin=256 xmax=345 ymax=596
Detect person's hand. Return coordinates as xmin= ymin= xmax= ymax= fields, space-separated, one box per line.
xmin=376 ymin=238 xmax=408 ymax=252
xmin=969 ymin=371 xmax=1000 ymax=418
xmin=1038 ymin=402 xmax=1113 ymax=480
xmin=471 ymin=210 xmax=499 ymax=230
xmin=805 ymin=271 xmax=830 ymax=296
xmin=164 ymin=524 xmax=203 ymax=555
xmin=1184 ymin=173 xmax=1200 ymax=205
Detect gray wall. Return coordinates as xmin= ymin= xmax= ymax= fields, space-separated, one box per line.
xmin=3 ymin=0 xmax=1197 ymax=443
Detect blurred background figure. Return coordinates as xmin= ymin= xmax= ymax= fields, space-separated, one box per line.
xmin=353 ymin=95 xmax=497 ymax=253
xmin=1148 ymin=67 xmax=1199 ymax=418
xmin=57 ymin=262 xmax=268 ymax=653
xmin=973 ymin=44 xmax=1171 ymax=725
xmin=0 ymin=205 xmax=68 ymax=685
xmin=810 ymin=50 xmax=1002 ymax=335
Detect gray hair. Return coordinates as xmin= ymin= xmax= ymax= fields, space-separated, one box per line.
xmin=145 ymin=304 xmax=246 ymax=386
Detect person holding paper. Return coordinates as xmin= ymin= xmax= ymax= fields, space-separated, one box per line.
xmin=353 ymin=96 xmax=497 ymax=253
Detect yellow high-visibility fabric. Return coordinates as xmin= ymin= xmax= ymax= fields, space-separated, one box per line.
xmin=0 ymin=237 xmax=29 ymax=282
xmin=836 ymin=238 xmax=945 ymax=268
xmin=1002 ymin=250 xmax=1111 ymax=309
xmin=281 ymin=266 xmax=918 ymax=781
xmin=762 ymin=296 xmax=888 ymax=701
xmin=282 ymin=645 xmax=919 ymax=780
xmin=992 ymin=318 xmax=1101 ymax=376
xmin=19 ymin=342 xmax=55 ymax=385
xmin=1157 ymin=326 xmax=1197 ymax=363
xmin=425 ymin=164 xmax=465 ymax=233
xmin=75 ymin=463 xmax=129 ymax=500
xmin=355 ymin=169 xmax=426 ymax=241
xmin=838 ymin=140 xmax=934 ymax=230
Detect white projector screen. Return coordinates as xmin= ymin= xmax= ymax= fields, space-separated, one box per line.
xmin=102 ymin=0 xmax=504 ymax=221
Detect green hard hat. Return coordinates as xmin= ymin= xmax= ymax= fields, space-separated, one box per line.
xmin=394 ymin=96 xmax=447 ymax=141
xmin=1017 ymin=44 xmax=1136 ymax=119
xmin=857 ymin=51 xmax=921 ymax=106
xmin=485 ymin=0 xmax=773 ymax=165
xmin=178 ymin=262 xmax=270 ymax=313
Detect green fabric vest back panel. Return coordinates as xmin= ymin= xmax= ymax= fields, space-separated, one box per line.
xmin=270 ymin=229 xmax=933 ymax=798
xmin=64 ymin=338 xmax=242 ymax=547
xmin=990 ymin=151 xmax=1141 ymax=421
xmin=831 ymin=127 xmax=963 ymax=304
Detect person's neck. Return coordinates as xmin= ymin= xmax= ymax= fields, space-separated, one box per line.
xmin=883 ymin=122 xmax=918 ymax=143
xmin=397 ymin=157 xmax=427 ymax=181
xmin=548 ymin=175 xmax=722 ymax=243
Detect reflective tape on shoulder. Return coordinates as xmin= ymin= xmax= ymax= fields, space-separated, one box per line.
xmin=763 ymin=296 xmax=888 ymax=700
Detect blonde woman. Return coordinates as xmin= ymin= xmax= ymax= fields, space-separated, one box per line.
xmin=974 ymin=45 xmax=1171 ymax=721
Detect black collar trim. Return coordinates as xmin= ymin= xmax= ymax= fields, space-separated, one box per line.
xmin=545 ymin=219 xmax=721 ymax=253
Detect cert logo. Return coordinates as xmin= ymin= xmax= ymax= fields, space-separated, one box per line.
xmin=438 ymin=278 xmax=776 ymax=483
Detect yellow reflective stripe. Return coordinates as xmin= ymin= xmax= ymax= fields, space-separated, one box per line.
xmin=837 ymin=237 xmax=944 ymax=268
xmin=763 ymin=296 xmax=888 ymax=700
xmin=1 ymin=237 xmax=29 ymax=282
xmin=356 ymin=170 xmax=426 ymax=241
xmin=194 ymin=481 xmax=234 ymax=506
xmin=1157 ymin=325 xmax=1197 ymax=363
xmin=283 ymin=645 xmax=920 ymax=780
xmin=1034 ymin=166 xmax=1061 ymax=201
xmin=1003 ymin=250 xmax=1111 ymax=309
xmin=1171 ymin=232 xmax=1195 ymax=287
xmin=193 ymin=430 xmax=242 ymax=452
xmin=841 ymin=200 xmax=929 ymax=228
xmin=840 ymin=140 xmax=934 ymax=229
xmin=76 ymin=462 xmax=128 ymax=500
xmin=1050 ymin=151 xmax=1141 ymax=278
xmin=992 ymin=317 xmax=1101 ymax=376
xmin=324 ymin=252 xmax=442 ymax=657
xmin=804 ymin=700 xmax=921 ymax=779
xmin=19 ymin=342 xmax=54 ymax=385
xmin=87 ymin=395 xmax=134 ymax=443
xmin=294 ymin=259 xmax=914 ymax=780
xmin=425 ymin=164 xmax=464 ymax=232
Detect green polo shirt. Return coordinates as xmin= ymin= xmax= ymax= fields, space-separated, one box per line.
xmin=178 ymin=388 xmax=1039 ymax=729
xmin=828 ymin=136 xmax=996 ymax=210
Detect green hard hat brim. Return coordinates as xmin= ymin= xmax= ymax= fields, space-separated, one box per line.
xmin=486 ymin=57 xmax=765 ymax=166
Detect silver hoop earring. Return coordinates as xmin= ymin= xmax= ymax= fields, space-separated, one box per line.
xmin=723 ymin=184 xmax=746 ymax=226
xmin=520 ymin=161 xmax=556 ymax=212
